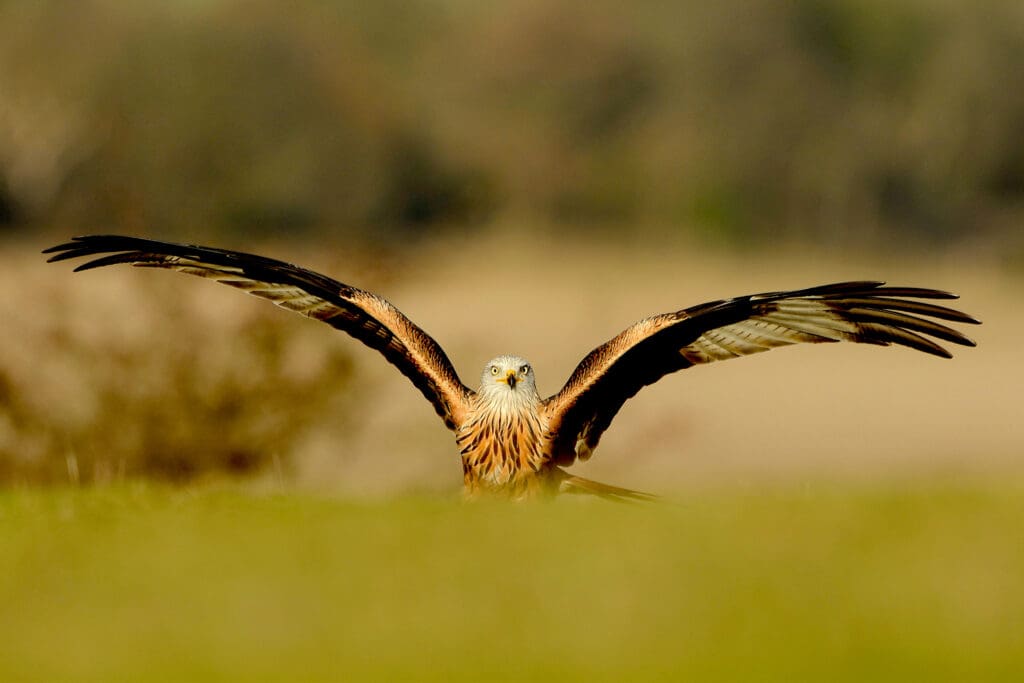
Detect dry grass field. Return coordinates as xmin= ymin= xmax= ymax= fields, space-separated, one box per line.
xmin=2 ymin=230 xmax=1021 ymax=492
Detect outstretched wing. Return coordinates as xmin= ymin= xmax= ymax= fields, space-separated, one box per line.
xmin=44 ymin=235 xmax=474 ymax=430
xmin=542 ymin=281 xmax=979 ymax=465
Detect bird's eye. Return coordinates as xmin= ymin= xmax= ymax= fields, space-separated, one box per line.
xmin=490 ymin=366 xmax=499 ymax=375
xmin=520 ymin=364 xmax=530 ymax=375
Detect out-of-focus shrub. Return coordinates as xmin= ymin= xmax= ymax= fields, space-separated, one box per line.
xmin=0 ymin=258 xmax=354 ymax=484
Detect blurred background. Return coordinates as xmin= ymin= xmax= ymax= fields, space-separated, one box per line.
xmin=1 ymin=0 xmax=1021 ymax=491
xmin=3 ymin=3 xmax=1024 ymax=679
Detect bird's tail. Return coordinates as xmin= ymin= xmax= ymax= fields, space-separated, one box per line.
xmin=556 ymin=470 xmax=657 ymax=503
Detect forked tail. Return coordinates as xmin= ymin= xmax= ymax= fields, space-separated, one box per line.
xmin=557 ymin=470 xmax=658 ymax=503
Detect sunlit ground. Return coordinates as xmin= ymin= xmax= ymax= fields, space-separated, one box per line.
xmin=1 ymin=483 xmax=1022 ymax=682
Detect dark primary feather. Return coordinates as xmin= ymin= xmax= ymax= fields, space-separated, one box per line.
xmin=543 ymin=281 xmax=980 ymax=466
xmin=44 ymin=235 xmax=473 ymax=430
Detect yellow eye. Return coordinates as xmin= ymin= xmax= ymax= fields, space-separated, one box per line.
xmin=520 ymin=364 xmax=530 ymax=375
xmin=490 ymin=366 xmax=500 ymax=375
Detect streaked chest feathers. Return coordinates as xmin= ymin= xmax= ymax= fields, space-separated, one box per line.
xmin=456 ymin=397 xmax=549 ymax=497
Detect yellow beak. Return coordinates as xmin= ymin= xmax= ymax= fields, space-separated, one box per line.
xmin=498 ymin=370 xmax=518 ymax=389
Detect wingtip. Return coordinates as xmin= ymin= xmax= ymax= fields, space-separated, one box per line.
xmin=41 ymin=242 xmax=75 ymax=256
xmin=42 ymin=235 xmax=95 ymax=257
xmin=44 ymin=235 xmax=144 ymax=267
xmin=930 ymin=333 xmax=978 ymax=357
xmin=883 ymin=286 xmax=961 ymax=300
xmin=44 ymin=249 xmax=80 ymax=263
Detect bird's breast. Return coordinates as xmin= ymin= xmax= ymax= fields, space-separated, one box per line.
xmin=455 ymin=405 xmax=552 ymax=498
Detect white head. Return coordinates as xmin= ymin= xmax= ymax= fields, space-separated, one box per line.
xmin=477 ymin=354 xmax=540 ymax=408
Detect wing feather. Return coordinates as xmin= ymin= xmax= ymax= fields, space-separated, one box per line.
xmin=543 ymin=281 xmax=979 ymax=465
xmin=44 ymin=235 xmax=473 ymax=430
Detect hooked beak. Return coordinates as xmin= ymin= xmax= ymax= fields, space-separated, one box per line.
xmin=498 ymin=369 xmax=518 ymax=389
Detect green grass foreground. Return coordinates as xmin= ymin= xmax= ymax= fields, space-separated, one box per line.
xmin=1 ymin=483 xmax=1022 ymax=682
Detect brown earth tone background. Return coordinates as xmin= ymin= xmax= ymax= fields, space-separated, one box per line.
xmin=6 ymin=231 xmax=1018 ymax=493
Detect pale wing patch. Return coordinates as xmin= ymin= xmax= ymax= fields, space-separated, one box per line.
xmin=144 ymin=260 xmax=347 ymax=320
xmin=679 ymin=301 xmax=857 ymax=364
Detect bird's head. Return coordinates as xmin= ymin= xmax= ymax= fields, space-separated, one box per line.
xmin=479 ymin=355 xmax=539 ymax=404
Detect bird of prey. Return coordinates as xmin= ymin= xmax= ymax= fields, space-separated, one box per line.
xmin=45 ymin=235 xmax=980 ymax=500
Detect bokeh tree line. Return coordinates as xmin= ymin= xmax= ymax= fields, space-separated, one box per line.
xmin=2 ymin=0 xmax=1022 ymax=245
